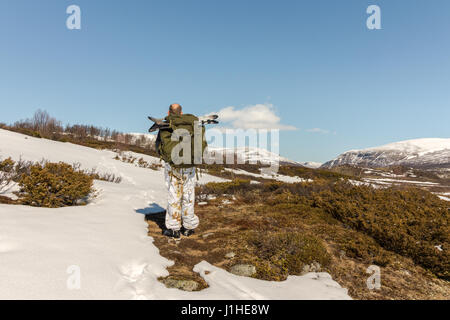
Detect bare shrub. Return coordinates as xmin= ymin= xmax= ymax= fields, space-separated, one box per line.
xmin=0 ymin=157 xmax=33 ymax=192
xmin=247 ymin=231 xmax=331 ymax=280
xmin=113 ymin=154 xmax=162 ymax=171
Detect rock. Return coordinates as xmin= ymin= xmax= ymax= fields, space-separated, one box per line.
xmin=301 ymin=262 xmax=321 ymax=275
xmin=230 ymin=264 xmax=256 ymax=277
xmin=202 ymin=232 xmax=214 ymax=239
xmin=162 ymin=278 xmax=199 ymax=292
xmin=225 ymin=252 xmax=236 ymax=259
xmin=400 ymin=269 xmax=411 ymax=277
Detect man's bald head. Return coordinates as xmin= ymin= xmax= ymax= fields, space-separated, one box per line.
xmin=169 ymin=103 xmax=182 ymax=115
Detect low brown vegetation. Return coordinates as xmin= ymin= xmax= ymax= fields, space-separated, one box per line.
xmin=279 ymin=165 xmax=354 ymax=181
xmin=147 ymin=178 xmax=450 ymax=299
xmin=18 ymin=162 xmax=94 ymax=208
xmin=315 ymin=183 xmax=449 ymax=279
xmin=0 ymin=157 xmax=121 ymax=207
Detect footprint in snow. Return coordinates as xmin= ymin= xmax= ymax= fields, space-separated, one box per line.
xmin=118 ymin=262 xmax=149 ymax=283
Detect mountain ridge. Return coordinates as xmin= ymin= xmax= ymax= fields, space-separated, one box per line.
xmin=322 ymin=138 xmax=450 ymax=169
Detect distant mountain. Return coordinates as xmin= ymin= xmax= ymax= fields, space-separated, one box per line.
xmin=208 ymin=146 xmax=302 ymax=166
xmin=321 ymin=138 xmax=450 ymax=169
xmin=299 ymin=162 xmax=323 ymax=169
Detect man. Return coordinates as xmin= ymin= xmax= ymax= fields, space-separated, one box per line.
xmin=155 ymin=103 xmax=206 ymax=239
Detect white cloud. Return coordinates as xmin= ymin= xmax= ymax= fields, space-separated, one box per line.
xmin=214 ymin=104 xmax=297 ymax=131
xmin=306 ymin=128 xmax=330 ymax=134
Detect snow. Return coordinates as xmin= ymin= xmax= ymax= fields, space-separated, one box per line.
xmin=127 ymin=132 xmax=157 ymax=144
xmin=192 ymin=262 xmax=350 ymax=300
xmin=299 ymin=162 xmax=322 ymax=169
xmin=223 ymin=168 xmax=311 ymax=183
xmin=0 ymin=181 xmax=20 ymax=200
xmin=0 ymin=129 xmax=350 ymax=300
xmin=350 ymin=138 xmax=450 ymax=155
xmin=348 ymin=179 xmax=379 ymax=188
xmin=323 ymin=138 xmax=450 ymax=169
xmin=363 ymin=178 xmax=439 ymax=185
xmin=208 ymin=146 xmax=299 ymax=166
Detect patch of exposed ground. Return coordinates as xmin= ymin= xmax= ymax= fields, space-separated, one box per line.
xmin=0 ymin=195 xmax=18 ymax=204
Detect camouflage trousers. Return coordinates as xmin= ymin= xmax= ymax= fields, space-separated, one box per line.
xmin=164 ymin=163 xmax=199 ymax=231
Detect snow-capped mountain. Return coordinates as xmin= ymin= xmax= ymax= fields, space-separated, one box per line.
xmin=299 ymin=162 xmax=323 ymax=169
xmin=321 ymin=138 xmax=450 ymax=169
xmin=207 ymin=146 xmax=302 ymax=166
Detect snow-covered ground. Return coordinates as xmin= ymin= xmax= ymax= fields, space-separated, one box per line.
xmin=436 ymin=193 xmax=450 ymax=202
xmin=299 ymin=162 xmax=322 ymax=169
xmin=363 ymin=178 xmax=440 ymax=186
xmin=0 ymin=129 xmax=350 ymax=300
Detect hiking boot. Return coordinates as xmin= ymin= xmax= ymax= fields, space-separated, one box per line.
xmin=163 ymin=229 xmax=181 ymax=239
xmin=181 ymin=228 xmax=195 ymax=237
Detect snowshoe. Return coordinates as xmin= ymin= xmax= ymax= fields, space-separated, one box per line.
xmin=199 ymin=114 xmax=219 ymax=125
xmin=148 ymin=114 xmax=219 ymax=132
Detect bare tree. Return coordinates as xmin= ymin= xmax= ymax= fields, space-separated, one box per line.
xmin=124 ymin=134 xmax=132 ymax=145
xmin=103 ymin=128 xmax=111 ymax=142
xmin=32 ymin=109 xmax=50 ymax=132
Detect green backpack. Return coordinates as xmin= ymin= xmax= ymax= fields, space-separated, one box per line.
xmin=156 ymin=114 xmax=208 ymax=167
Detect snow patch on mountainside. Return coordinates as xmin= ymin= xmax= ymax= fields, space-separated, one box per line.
xmin=208 ymin=146 xmax=301 ymax=166
xmin=299 ymin=162 xmax=322 ymax=169
xmin=322 ymin=138 xmax=450 ymax=169
xmin=223 ymin=168 xmax=311 ymax=183
xmin=363 ymin=138 xmax=450 ymax=154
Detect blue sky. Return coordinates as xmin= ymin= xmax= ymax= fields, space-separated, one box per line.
xmin=0 ymin=0 xmax=449 ymax=162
